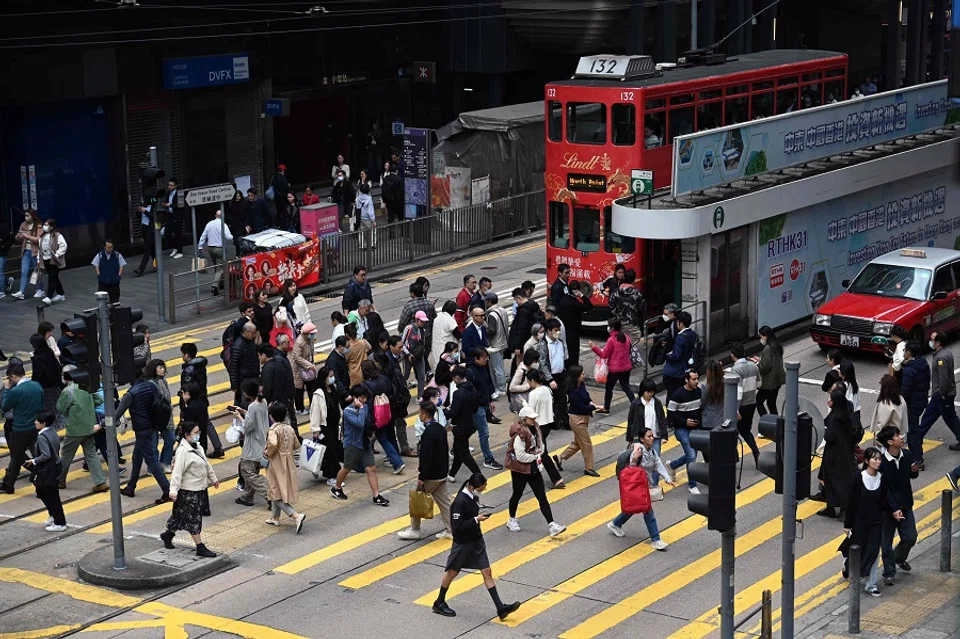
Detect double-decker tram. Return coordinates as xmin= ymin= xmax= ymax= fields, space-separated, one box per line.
xmin=544 ymin=49 xmax=848 ymax=322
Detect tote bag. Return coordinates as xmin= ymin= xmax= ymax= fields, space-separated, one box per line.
xmin=373 ymin=393 xmax=392 ymax=428
xmin=619 ymin=465 xmax=652 ymax=514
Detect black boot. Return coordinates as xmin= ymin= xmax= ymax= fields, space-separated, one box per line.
xmin=160 ymin=530 xmax=175 ymax=549
xmin=196 ymin=543 xmax=217 ymax=558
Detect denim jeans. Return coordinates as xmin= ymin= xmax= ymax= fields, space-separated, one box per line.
xmin=473 ymin=406 xmax=495 ymax=463
xmin=669 ymin=427 xmax=698 ymax=487
xmin=650 ymin=438 xmax=662 ymax=486
xmin=159 ymin=426 xmax=176 ymax=466
xmin=488 ymin=350 xmax=506 ymax=394
xmin=375 ymin=428 xmax=404 ymax=470
xmin=19 ymin=251 xmax=37 ymax=295
xmin=913 ymin=395 xmax=960 ymax=462
xmin=612 ymin=509 xmax=661 ymax=541
xmin=127 ymin=429 xmax=170 ymax=493
xmin=881 ymin=508 xmax=917 ymax=578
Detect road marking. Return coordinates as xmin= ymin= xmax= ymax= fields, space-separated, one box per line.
xmin=130 ymin=602 xmax=310 ymax=639
xmin=273 ymin=423 xmax=627 ymax=575
xmin=0 ymin=567 xmax=142 ymax=607
xmin=0 ymin=626 xmax=82 ymax=639
xmin=664 ymin=469 xmax=950 ymax=639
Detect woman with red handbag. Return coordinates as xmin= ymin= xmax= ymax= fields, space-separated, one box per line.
xmin=608 ymin=426 xmax=674 ymax=550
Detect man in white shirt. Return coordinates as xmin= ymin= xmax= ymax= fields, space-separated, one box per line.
xmin=198 ymin=209 xmax=234 ymax=295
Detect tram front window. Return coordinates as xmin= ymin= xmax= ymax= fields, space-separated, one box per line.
xmin=604 ymin=206 xmax=635 ymax=254
xmin=573 ymin=206 xmax=600 ymax=253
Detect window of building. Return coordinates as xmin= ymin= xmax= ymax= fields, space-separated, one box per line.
xmin=548 ymin=101 xmax=562 ymax=142
xmin=725 ymin=96 xmax=749 ymax=125
xmin=645 ymin=97 xmax=666 ymax=110
xmin=612 ymin=103 xmax=636 ymax=146
xmin=699 ymin=89 xmax=723 ymax=101
xmin=670 ymin=93 xmax=695 ymax=106
xmin=604 ymin=206 xmax=635 ymax=254
xmin=697 ymin=100 xmax=723 ymax=131
xmin=751 ymin=92 xmax=774 ymax=119
xmin=644 ymin=110 xmax=664 ymax=148
xmin=802 ymin=72 xmax=822 ymax=83
xmin=549 ymin=201 xmax=569 ymax=249
xmin=752 ymin=80 xmax=774 ymax=92
xmin=572 ymin=206 xmax=600 ymax=253
xmin=566 ymin=102 xmax=606 ymax=144
xmin=800 ymin=84 xmax=822 ymax=108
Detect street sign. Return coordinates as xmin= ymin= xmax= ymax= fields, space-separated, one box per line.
xmin=630 ymin=169 xmax=653 ymax=195
xmin=185 ymin=183 xmax=236 ymax=207
xmin=392 ymin=120 xmax=405 ymax=136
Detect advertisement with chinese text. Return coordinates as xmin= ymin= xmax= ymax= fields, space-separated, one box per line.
xmin=756 ymin=166 xmax=955 ymax=329
xmin=242 ymin=239 xmax=319 ymax=301
xmin=673 ymin=80 xmax=959 ymax=196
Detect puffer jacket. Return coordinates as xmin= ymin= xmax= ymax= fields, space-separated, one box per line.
xmin=663 ymin=327 xmax=697 ymax=378
xmin=181 ymin=356 xmax=209 ymax=398
xmin=900 ymin=357 xmax=930 ymax=413
xmin=591 ymin=331 xmax=632 ymax=373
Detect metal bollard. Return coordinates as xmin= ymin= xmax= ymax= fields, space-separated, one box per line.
xmin=848 ymin=543 xmax=861 ymax=633
xmin=761 ymin=589 xmax=773 ymax=639
xmin=36 ymin=304 xmax=45 ymax=324
xmin=942 ymin=490 xmax=954 ymax=573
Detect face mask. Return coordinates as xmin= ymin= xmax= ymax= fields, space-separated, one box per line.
xmin=327 ymin=376 xmax=336 ymax=386
xmin=662 ymin=314 xmax=670 ymax=322
xmin=42 ymin=225 xmax=50 ymax=233
xmin=929 ymin=340 xmax=936 ymax=350
xmin=307 ymin=333 xmax=315 ymax=340
xmin=336 ymin=176 xmax=343 ymax=182
xmin=191 ymin=434 xmax=201 ymax=443
xmin=342 ymin=346 xmax=350 ymax=355
xmin=760 ymin=337 xmax=768 ymax=345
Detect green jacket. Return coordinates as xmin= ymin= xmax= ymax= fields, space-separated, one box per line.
xmin=1 ymin=380 xmax=44 ymax=432
xmin=56 ymin=383 xmax=103 ymax=437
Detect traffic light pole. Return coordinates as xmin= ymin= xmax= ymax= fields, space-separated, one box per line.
xmin=782 ymin=361 xmax=801 ymax=637
xmin=721 ymin=374 xmax=739 ymax=639
xmin=96 ymin=292 xmax=126 ymax=570
xmin=154 ymin=218 xmax=166 ymax=323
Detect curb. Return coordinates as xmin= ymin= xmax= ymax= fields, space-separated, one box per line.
xmin=78 ymin=537 xmax=233 ymax=590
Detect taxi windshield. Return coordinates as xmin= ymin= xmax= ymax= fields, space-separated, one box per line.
xmin=847 ymin=263 xmax=931 ymax=301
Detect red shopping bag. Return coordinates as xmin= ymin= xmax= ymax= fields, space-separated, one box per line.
xmin=373 ymin=393 xmax=392 ymax=429
xmin=619 ymin=465 xmax=652 ymax=514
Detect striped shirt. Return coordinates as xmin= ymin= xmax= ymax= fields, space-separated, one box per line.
xmin=667 ymin=384 xmax=702 ymax=430
xmin=731 ymin=358 xmax=759 ymax=407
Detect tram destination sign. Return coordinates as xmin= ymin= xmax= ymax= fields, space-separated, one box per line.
xmin=568 ymin=174 xmax=607 ymax=193
xmin=671 ymin=80 xmax=960 ymax=197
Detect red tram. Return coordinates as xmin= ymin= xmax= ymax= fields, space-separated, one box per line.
xmin=544 ymin=49 xmax=848 ymax=322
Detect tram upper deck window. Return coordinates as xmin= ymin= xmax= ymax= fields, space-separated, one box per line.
xmin=612 ymin=103 xmax=636 ymax=146
xmin=668 ymin=94 xmax=695 ymax=142
xmin=644 ymin=98 xmax=665 ymax=149
xmin=548 ymin=101 xmax=563 ymax=142
xmin=824 ymin=69 xmax=845 ymax=103
xmin=724 ymin=85 xmax=749 ymax=125
xmin=567 ymin=103 xmax=606 ymax=144
xmin=549 ymin=201 xmax=569 ymax=249
xmin=572 ymin=206 xmax=600 ymax=253
xmin=603 ymin=206 xmax=635 ymax=254
xmin=751 ymin=82 xmax=774 ymax=119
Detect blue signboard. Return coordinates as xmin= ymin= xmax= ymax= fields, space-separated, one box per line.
xmin=163 ymin=54 xmax=250 ymax=90
xmin=954 ymin=0 xmax=960 ymax=29
xmin=672 ymin=80 xmax=960 ymax=197
xmin=403 ymin=127 xmax=431 ymax=217
xmin=264 ymin=98 xmax=289 ymax=117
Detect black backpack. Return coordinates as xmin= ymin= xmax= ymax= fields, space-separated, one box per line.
xmin=690 ymin=336 xmax=706 ymax=374
xmin=220 ymin=320 xmax=239 ymax=365
xmin=149 ymin=381 xmax=172 ymax=429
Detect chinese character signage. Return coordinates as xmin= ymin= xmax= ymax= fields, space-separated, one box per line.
xmin=403 ymin=127 xmax=431 ymax=217
xmin=241 ymin=239 xmax=319 ymax=301
xmin=672 ymin=80 xmax=960 ymax=197
xmin=756 ymin=165 xmax=956 ymax=328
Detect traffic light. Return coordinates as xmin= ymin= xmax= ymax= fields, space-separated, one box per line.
xmin=62 ymin=313 xmax=99 ymax=392
xmin=112 ymin=306 xmax=145 ymax=385
xmin=140 ymin=167 xmax=166 ymax=207
xmin=687 ymin=424 xmax=739 ymax=531
xmin=757 ymin=412 xmax=814 ymax=500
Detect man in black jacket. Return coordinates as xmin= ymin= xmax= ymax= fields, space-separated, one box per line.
xmin=557 ymin=281 xmax=592 ymax=368
xmin=397 ymin=401 xmax=454 ymax=541
xmin=342 ymin=265 xmax=374 ymax=314
xmin=230 ymin=322 xmax=260 ymax=407
xmin=550 ymin=263 xmax=570 ymax=306
xmin=386 ymin=336 xmax=415 ymax=457
xmin=117 ymin=377 xmax=170 ymax=502
xmin=180 ymin=343 xmax=223 ymax=458
xmin=508 ymin=287 xmax=539 ymax=359
xmin=877 ymin=425 xmax=920 ymax=585
xmin=446 ymin=366 xmax=481 ymax=480
xmin=259 ymin=342 xmax=296 ymax=428
xmin=326 ymin=336 xmax=351 ymax=403
xmin=244 ymin=188 xmax=271 ymax=234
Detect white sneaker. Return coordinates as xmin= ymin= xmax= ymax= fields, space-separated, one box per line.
xmin=506 ymin=518 xmax=521 ymax=532
xmin=163 ymin=464 xmax=172 ymax=474
xmin=173 ymin=252 xmax=184 ymax=259
xmin=607 ymin=522 xmax=626 ymax=537
xmin=170 ymin=249 xmax=178 ymax=258
xmin=11 ymin=291 xmax=24 ymax=300
xmin=435 ymin=530 xmax=454 ymax=540
xmin=51 ymin=294 xmax=65 ymax=302
xmin=449 ymin=452 xmax=454 ymax=460
xmin=44 ymin=517 xmax=54 ymax=526
xmin=397 ymin=527 xmax=422 ymax=540
xmin=469 ymin=445 xmax=475 ymax=452
xmin=393 ymin=463 xmax=406 ymax=475
xmin=548 ymin=522 xmax=567 ymax=537
xmin=651 ymin=539 xmax=669 ymax=551
xmin=491 ymin=392 xmax=501 ymax=400
xmin=45 ymin=524 xmax=67 ymax=532
xmin=688 ymin=486 xmax=701 ymax=495
xmin=326 ymin=478 xmax=337 ymax=487
xmin=0 ymin=292 xmax=6 ymax=299
xmin=34 ymin=289 xmax=45 ymax=298
xmin=446 ymin=475 xmax=456 ymax=483
xmin=41 ymin=297 xmax=52 ymax=305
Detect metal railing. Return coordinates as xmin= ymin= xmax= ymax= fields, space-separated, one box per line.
xmin=640 ymin=299 xmax=709 ymax=379
xmin=167 ymin=258 xmax=243 ymax=323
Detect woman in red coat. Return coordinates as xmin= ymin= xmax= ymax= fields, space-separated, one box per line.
xmin=589 ymin=318 xmax=636 ymax=413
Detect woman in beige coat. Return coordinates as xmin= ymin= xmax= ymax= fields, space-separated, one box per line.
xmin=290 ymin=322 xmax=319 ymax=415
xmin=264 ymin=403 xmax=306 ymax=533
xmin=868 ymin=374 xmax=906 ymax=444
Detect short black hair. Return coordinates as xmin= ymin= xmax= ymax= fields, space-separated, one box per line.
xmin=248 ymin=187 xmax=258 ymax=196
xmin=180 ymin=343 xmax=198 ymax=358
xmin=241 ymin=379 xmax=260 ymax=399
xmin=36 ymin=410 xmax=56 ymax=428
xmin=257 ymin=343 xmax=275 ymax=357
xmin=238 ymin=303 xmax=253 ymax=313
xmin=350 ymin=384 xmax=369 ymax=398
xmin=676 ymin=311 xmax=692 ymax=327
xmin=877 ymin=425 xmax=900 ymax=449
xmin=268 ymin=402 xmax=288 ymax=423
xmin=683 ymin=368 xmax=699 ymax=382
xmin=730 ymin=342 xmax=745 ymax=359
xmin=827 ymin=348 xmax=843 ymax=364
xmin=906 ymin=341 xmax=924 ymax=358
xmin=388 ymin=335 xmax=402 ymax=347
xmin=136 ymin=323 xmax=149 ymax=333
xmin=624 ymin=269 xmax=637 ymax=284
xmin=471 ymin=346 xmax=487 ymax=360
xmin=512 ymin=287 xmax=525 ymax=299
xmin=409 ymin=282 xmax=424 ymax=297
xmin=450 ymin=365 xmax=467 ymax=379
xmin=335 ymin=336 xmax=347 ymax=349
xmin=180 ymin=382 xmax=201 ymax=398
xmin=419 ymin=401 xmax=437 ymax=418
xmin=463 ymin=274 xmax=475 ymax=285
xmin=543 ymin=318 xmax=561 ymax=331
xmin=639 ymin=379 xmax=657 ymax=394
xmin=479 ymin=277 xmax=492 ymax=288
xmin=558 ymin=263 xmax=570 ymax=274
xmin=168 ymin=177 xmax=178 ymax=185
xmin=353 ymin=265 xmax=367 ymax=275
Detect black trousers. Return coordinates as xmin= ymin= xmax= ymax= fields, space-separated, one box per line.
xmin=2 ymin=429 xmax=37 ymax=490
xmin=36 ymin=485 xmax=66 ymax=526
xmin=755 ymin=387 xmax=780 ymax=416
xmin=737 ymin=403 xmax=760 ymax=457
xmin=43 ymin=260 xmax=64 ymax=297
xmin=137 ymin=225 xmax=156 ymax=272
xmin=508 ymin=470 xmax=553 ymax=522
xmin=449 ymin=433 xmax=480 ymax=478
xmin=552 ymin=376 xmax=570 ymax=430
xmin=603 ymin=370 xmax=636 ymax=410
xmin=539 ymin=422 xmax=563 ymax=484
xmin=199 ymin=421 xmax=223 ymax=453
xmin=98 ymin=282 xmax=121 ymax=304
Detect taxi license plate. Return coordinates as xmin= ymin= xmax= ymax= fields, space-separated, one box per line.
xmin=840 ymin=334 xmax=859 ymax=347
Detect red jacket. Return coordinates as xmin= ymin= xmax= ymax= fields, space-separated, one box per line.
xmin=302 ymin=193 xmax=321 ymax=206
xmin=592 ymin=331 xmax=633 ymax=373
xmin=455 ymin=287 xmax=472 ymax=330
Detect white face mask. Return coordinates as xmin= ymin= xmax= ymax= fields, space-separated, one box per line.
xmin=929 ymin=340 xmax=936 ymax=350
xmin=42 ymin=225 xmax=51 ymax=233
xmin=760 ymin=337 xmax=768 ymax=345
xmin=662 ymin=314 xmax=670 ymax=322
xmin=191 ymin=434 xmax=201 ymax=443
xmin=327 ymin=376 xmax=335 ymax=386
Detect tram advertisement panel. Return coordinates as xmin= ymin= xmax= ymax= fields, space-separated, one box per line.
xmin=241 ymin=239 xmax=320 ymax=302
xmin=673 ymin=80 xmax=959 ymax=197
xmin=756 ymin=167 xmax=957 ymax=328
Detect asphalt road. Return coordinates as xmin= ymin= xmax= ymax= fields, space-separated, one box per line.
xmin=0 ymin=239 xmax=958 ymax=639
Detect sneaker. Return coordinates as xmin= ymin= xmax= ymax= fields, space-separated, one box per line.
xmin=392 ymin=463 xmax=406 ymax=475
xmin=235 ymin=498 xmax=254 ymax=507
xmin=448 ymin=452 xmax=454 ymax=460
xmin=372 ymin=494 xmax=390 ymax=506
xmin=326 ymin=478 xmax=338 ymax=487
xmin=435 ymin=530 xmax=454 ymax=540
xmin=884 ymin=576 xmax=895 ymax=586
xmin=118 ymin=466 xmax=128 ymax=475
xmin=207 ymin=450 xmax=225 ymax=459
xmin=491 ymin=392 xmax=501 ymax=400
xmin=397 ymin=527 xmax=422 ymax=540
xmin=297 ymin=409 xmax=309 ymax=416
xmin=330 ymin=486 xmax=347 ymax=500
xmin=947 ymin=472 xmax=960 ymax=493
xmin=0 ymin=293 xmax=6 ymax=299
xmin=44 ymin=517 xmax=54 ymax=526
xmin=265 ymin=518 xmax=280 ymax=526
xmin=651 ymin=539 xmax=669 ymax=551
xmin=170 ymin=250 xmax=178 ymax=258
xmin=51 ymin=294 xmax=65 ymax=302
xmin=163 ymin=464 xmax=172 ymax=474
xmin=607 ymin=522 xmax=626 ymax=537
xmin=92 ymin=483 xmax=109 ymax=493
xmin=41 ymin=297 xmax=52 ymax=305
xmin=173 ymin=252 xmax=184 ymax=259
xmin=483 ymin=460 xmax=504 ymax=471
xmin=34 ymin=289 xmax=45 ymax=298
xmin=469 ymin=445 xmax=475 ymax=452
xmin=865 ymin=586 xmax=881 ymax=597
xmin=11 ymin=291 xmax=24 ymax=300
xmin=447 ymin=475 xmax=456 ymax=483
xmin=896 ymin=560 xmax=911 ymax=572
xmin=45 ymin=524 xmax=67 ymax=532
xmin=506 ymin=518 xmax=521 ymax=532
xmin=688 ymin=486 xmax=701 ymax=495
xmin=295 ymin=513 xmax=306 ymax=535
xmin=548 ymin=522 xmax=567 ymax=537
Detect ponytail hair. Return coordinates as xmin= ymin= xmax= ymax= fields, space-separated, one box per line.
xmin=608 ymin=317 xmax=625 ymax=342
xmin=460 ymin=471 xmax=488 ymax=493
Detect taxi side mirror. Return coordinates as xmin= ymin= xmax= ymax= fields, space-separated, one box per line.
xmin=932 ymin=291 xmax=948 ymax=301
xmin=841 ymin=279 xmax=850 ymax=288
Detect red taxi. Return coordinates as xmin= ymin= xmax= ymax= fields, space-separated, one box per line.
xmin=810 ymin=247 xmax=960 ymax=352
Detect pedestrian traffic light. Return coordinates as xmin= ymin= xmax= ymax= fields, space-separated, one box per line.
xmin=62 ymin=313 xmax=99 ymax=392
xmin=111 ymin=306 xmax=144 ymax=385
xmin=757 ymin=412 xmax=814 ymax=500
xmin=140 ymin=167 xmax=166 ymax=206
xmin=687 ymin=423 xmax=739 ymax=531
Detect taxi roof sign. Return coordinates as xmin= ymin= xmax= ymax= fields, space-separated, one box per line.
xmin=900 ymin=248 xmax=927 ymax=258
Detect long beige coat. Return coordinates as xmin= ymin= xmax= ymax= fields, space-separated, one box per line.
xmin=265 ymin=422 xmax=299 ymax=504
xmin=290 ymin=334 xmax=314 ymax=390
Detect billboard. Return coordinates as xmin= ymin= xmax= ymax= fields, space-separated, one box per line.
xmin=163 ymin=54 xmax=250 ymax=90
xmin=673 ymin=80 xmax=960 ymax=196
xmin=756 ymin=166 xmax=957 ymax=328
xmin=241 ymin=239 xmax=319 ymax=301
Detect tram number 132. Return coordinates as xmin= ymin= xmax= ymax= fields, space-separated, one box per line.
xmin=589 ymin=59 xmax=618 ymax=74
